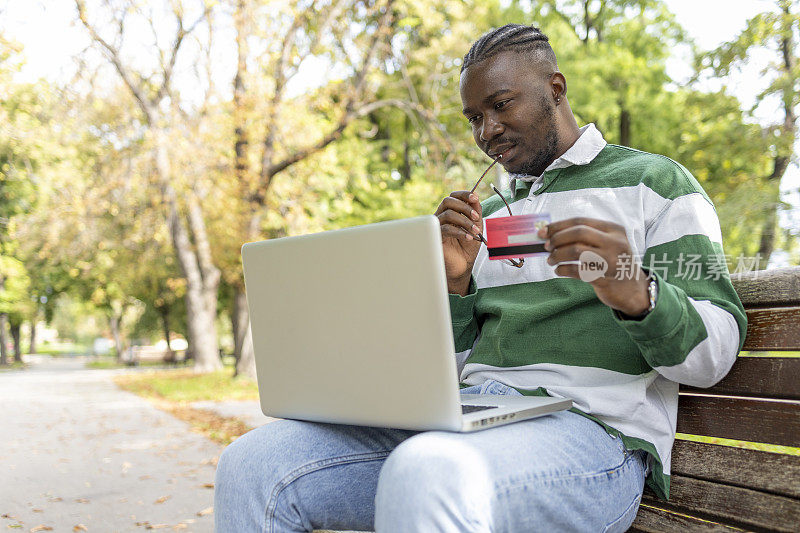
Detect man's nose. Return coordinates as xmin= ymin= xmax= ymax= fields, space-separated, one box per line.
xmin=480 ymin=115 xmax=503 ymax=142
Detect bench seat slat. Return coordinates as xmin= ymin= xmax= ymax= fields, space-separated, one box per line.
xmin=640 ymin=475 xmax=800 ymax=532
xmin=671 ymin=439 xmax=800 ymax=498
xmin=741 ymin=307 xmax=800 ymax=350
xmin=676 ymin=394 xmax=800 ymax=448
xmin=630 ymin=504 xmax=747 ymax=532
xmin=681 ymin=357 xmax=800 ymax=400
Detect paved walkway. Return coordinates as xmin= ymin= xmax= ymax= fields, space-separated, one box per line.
xmin=190 ymin=399 xmax=276 ymax=429
xmin=0 ymin=356 xmax=220 ymax=532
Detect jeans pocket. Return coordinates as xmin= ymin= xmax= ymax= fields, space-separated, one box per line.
xmin=608 ymin=432 xmax=629 ymax=457
xmin=479 ymin=379 xmax=522 ymax=396
xmin=602 ymin=492 xmax=642 ymax=533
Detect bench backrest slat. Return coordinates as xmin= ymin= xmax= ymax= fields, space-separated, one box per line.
xmin=676 ymin=394 xmax=800 ymax=447
xmin=631 ymin=505 xmax=748 ymax=532
xmin=670 ymin=440 xmax=800 ymax=499
xmin=742 ymin=307 xmax=800 ymax=350
xmin=643 ymin=475 xmax=800 ymax=532
xmin=681 ymin=357 xmax=800 ymax=400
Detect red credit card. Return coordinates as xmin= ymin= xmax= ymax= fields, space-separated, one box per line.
xmin=485 ymin=213 xmax=550 ymax=260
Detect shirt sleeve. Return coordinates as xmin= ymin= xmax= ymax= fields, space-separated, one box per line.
xmin=613 ymin=171 xmax=747 ymax=388
xmin=448 ymin=276 xmax=480 ymax=354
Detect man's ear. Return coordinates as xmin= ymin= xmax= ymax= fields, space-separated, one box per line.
xmin=552 ymin=72 xmax=567 ymax=103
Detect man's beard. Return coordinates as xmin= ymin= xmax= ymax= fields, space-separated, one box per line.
xmin=515 ymin=97 xmax=559 ymax=177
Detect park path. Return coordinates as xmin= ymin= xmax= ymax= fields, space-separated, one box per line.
xmin=0 ymin=356 xmax=221 ymax=532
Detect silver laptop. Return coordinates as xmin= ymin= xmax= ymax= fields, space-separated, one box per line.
xmin=241 ymin=215 xmax=571 ymax=432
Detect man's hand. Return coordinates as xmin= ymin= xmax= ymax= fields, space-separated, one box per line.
xmin=538 ymin=217 xmax=651 ymax=316
xmin=435 ymin=191 xmax=483 ymax=296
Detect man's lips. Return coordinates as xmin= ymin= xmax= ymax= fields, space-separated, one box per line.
xmin=488 ymin=144 xmax=516 ymax=160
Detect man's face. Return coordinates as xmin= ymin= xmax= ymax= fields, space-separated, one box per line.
xmin=460 ymin=51 xmax=559 ymax=176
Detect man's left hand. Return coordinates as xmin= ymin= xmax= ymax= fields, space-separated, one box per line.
xmin=538 ymin=217 xmax=651 ymax=316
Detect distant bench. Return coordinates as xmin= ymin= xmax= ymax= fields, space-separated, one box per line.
xmin=630 ymin=267 xmax=800 ymax=532
xmin=125 ymin=345 xmax=186 ymax=365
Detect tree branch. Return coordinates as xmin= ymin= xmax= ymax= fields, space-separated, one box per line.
xmin=256 ymin=0 xmax=395 ymax=201
xmin=155 ymin=3 xmax=211 ymax=103
xmin=75 ymin=0 xmax=153 ymax=122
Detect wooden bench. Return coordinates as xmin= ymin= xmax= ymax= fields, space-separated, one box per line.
xmin=630 ymin=267 xmax=800 ymax=532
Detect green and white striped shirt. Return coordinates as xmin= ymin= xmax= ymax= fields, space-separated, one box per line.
xmin=449 ymin=124 xmax=747 ymax=500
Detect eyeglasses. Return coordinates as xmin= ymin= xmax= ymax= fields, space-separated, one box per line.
xmin=471 ymin=157 xmax=525 ymax=268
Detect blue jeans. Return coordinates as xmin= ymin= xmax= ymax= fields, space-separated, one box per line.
xmin=215 ymin=380 xmax=647 ymax=532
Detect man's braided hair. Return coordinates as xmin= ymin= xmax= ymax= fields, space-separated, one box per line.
xmin=461 ymin=24 xmax=557 ymax=73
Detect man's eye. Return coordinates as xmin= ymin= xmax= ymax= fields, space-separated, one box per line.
xmin=495 ymin=100 xmax=510 ymax=110
xmin=467 ymin=115 xmax=480 ymax=124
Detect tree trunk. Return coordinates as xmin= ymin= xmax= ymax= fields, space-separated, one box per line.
xmin=0 ymin=313 xmax=9 ymax=365
xmin=158 ymin=305 xmax=175 ymax=361
xmin=156 ymin=134 xmax=222 ymax=373
xmin=109 ymin=313 xmax=125 ymax=362
xmin=10 ymin=322 xmax=21 ymax=363
xmin=235 ymin=321 xmax=256 ymax=380
xmin=619 ymin=107 xmax=631 ymax=147
xmin=232 ymin=287 xmax=248 ymax=364
xmin=759 ymin=5 xmax=798 ymax=267
xmin=183 ymin=280 xmax=221 ymax=372
xmin=29 ymin=317 xmax=37 ymax=355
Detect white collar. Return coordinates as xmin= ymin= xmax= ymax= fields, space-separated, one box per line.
xmin=510 ymin=124 xmax=607 ymax=183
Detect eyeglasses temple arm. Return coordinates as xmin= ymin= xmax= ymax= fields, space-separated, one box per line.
xmin=470 ymin=155 xmax=501 ymax=194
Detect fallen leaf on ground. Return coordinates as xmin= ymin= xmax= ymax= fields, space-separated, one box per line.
xmin=29 ymin=526 xmax=53 ymax=532
xmin=154 ymin=496 xmax=171 ymax=504
xmin=74 ymin=499 xmax=89 ymax=504
xmin=30 ymin=511 xmax=41 ymax=514
xmin=145 ymin=525 xmax=169 ymax=530
xmin=72 ymin=525 xmax=88 ymax=532
xmin=201 ymin=483 xmax=214 ymax=489
xmin=138 ymin=475 xmax=151 ymax=480
xmin=172 ymin=525 xmax=187 ymax=531
xmin=196 ymin=507 xmax=213 ymax=517
xmin=2 ymin=515 xmax=18 ymax=519
xmin=134 ymin=522 xmax=149 ymax=527
xmin=46 ymin=498 xmax=61 ymax=503
xmin=7 ymin=525 xmax=22 ymax=529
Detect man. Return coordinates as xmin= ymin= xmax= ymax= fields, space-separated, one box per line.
xmin=215 ymin=24 xmax=746 ymax=532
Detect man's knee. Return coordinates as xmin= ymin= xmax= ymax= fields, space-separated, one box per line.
xmin=215 ymin=421 xmax=322 ymax=531
xmin=216 ymin=420 xmax=312 ymax=492
xmin=215 ymin=427 xmax=253 ymax=493
xmin=375 ymin=432 xmax=492 ymax=531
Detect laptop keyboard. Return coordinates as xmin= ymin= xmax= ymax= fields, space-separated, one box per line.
xmin=461 ymin=404 xmax=498 ymax=414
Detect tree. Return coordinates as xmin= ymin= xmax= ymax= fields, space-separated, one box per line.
xmin=699 ymin=0 xmax=799 ymax=267
xmin=0 ymin=36 xmax=42 ymax=363
xmin=227 ymin=0 xmax=406 ymax=378
xmin=75 ymin=0 xmax=224 ymax=371
xmin=527 ymin=0 xmax=686 ymax=147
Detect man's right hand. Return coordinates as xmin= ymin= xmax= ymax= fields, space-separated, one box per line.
xmin=435 ymin=191 xmax=483 ymax=296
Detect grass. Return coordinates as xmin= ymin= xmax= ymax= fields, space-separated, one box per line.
xmin=114 ymin=368 xmax=259 ymax=445
xmin=35 ymin=343 xmax=91 ymax=355
xmin=0 ymin=360 xmax=26 ymax=371
xmin=115 ymin=368 xmax=259 ymax=403
xmin=86 ymin=359 xmax=179 ymax=370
